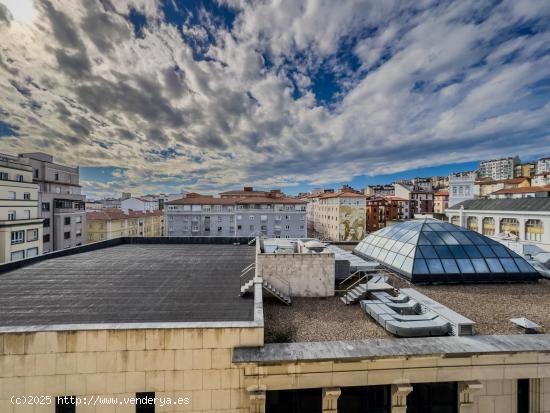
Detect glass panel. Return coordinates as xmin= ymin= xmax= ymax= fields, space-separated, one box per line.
xmin=413 ymin=259 xmax=429 ymax=274
xmin=401 ymin=243 xmax=414 ymax=257
xmin=424 ymin=231 xmax=445 ymax=245
xmin=456 ymin=259 xmax=475 ymax=273
xmin=402 ymin=257 xmax=413 ymax=273
xmin=434 ymin=245 xmax=453 ymax=259
xmin=514 ymin=259 xmax=536 ymax=273
xmin=439 ymin=232 xmax=459 ymax=245
xmin=452 ymin=232 xmax=472 ymax=244
xmin=448 ymin=245 xmax=468 ymax=259
xmin=463 ymin=245 xmax=482 ymax=258
xmin=393 ymin=254 xmax=406 ymax=269
xmin=419 ymin=245 xmax=438 ymax=259
xmin=491 ymin=245 xmax=510 ymax=258
xmin=486 ymin=258 xmax=504 ymax=272
xmin=500 ymin=258 xmax=519 ymax=273
xmin=418 ymin=234 xmax=432 ymax=245
xmin=386 ymin=252 xmax=397 ymax=266
xmin=441 ymin=258 xmax=459 ymax=273
xmin=426 ymin=259 xmax=444 ymax=274
xmin=465 ymin=231 xmax=487 ymax=244
xmin=471 ymin=258 xmax=489 ymax=273
xmin=477 ymin=245 xmax=496 ymax=257
xmin=385 ymin=239 xmax=397 ymax=250
xmin=391 ymin=241 xmax=405 ymax=252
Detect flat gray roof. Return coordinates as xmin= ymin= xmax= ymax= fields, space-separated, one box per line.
xmin=0 ymin=244 xmax=255 ymax=329
xmin=233 ymin=334 xmax=550 ymax=364
xmin=449 ymin=198 xmax=550 ymax=212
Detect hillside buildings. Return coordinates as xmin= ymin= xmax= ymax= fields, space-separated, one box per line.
xmin=479 ymin=156 xmax=520 ymax=180
xmin=489 ymin=186 xmax=550 ymax=199
xmin=302 ymin=187 xmax=366 ymax=241
xmin=364 ymin=184 xmax=395 ymax=197
xmin=18 ymin=152 xmax=85 ymax=253
xmin=536 ymin=157 xmax=550 ymax=174
xmin=0 ymin=154 xmax=42 ymax=263
xmin=166 ymin=187 xmax=307 ymax=238
xmin=514 ymin=162 xmax=536 ymax=178
xmin=448 ymin=171 xmax=477 ymax=207
xmin=365 ymin=196 xmax=411 ymax=232
xmin=534 ymin=172 xmax=550 ymax=187
xmin=121 ymin=196 xmax=159 ymax=213
xmin=447 ymin=198 xmax=550 ymax=250
xmin=86 ymin=209 xmax=164 ymax=242
xmin=475 ymin=177 xmax=531 ymax=198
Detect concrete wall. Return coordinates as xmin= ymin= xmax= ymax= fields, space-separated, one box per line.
xmin=0 ymin=326 xmax=263 ymax=413
xmin=256 ymin=252 xmax=335 ymax=297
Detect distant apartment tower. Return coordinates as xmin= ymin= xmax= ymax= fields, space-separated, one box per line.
xmin=121 ymin=197 xmax=159 ymax=213
xmin=364 ymin=185 xmax=395 ymax=197
xmin=479 ymin=156 xmax=520 ymax=180
xmin=448 ymin=171 xmax=477 ymax=207
xmin=365 ymin=196 xmax=410 ymax=232
xmin=165 ymin=188 xmax=306 ymax=238
xmin=302 ymin=187 xmax=366 ymax=241
xmin=536 ymin=157 xmax=550 ymax=174
xmin=18 ymin=153 xmax=85 ymax=253
xmin=514 ymin=162 xmax=535 ymax=178
xmin=0 ymin=154 xmax=43 ymax=263
xmin=121 ymin=192 xmax=131 ymax=200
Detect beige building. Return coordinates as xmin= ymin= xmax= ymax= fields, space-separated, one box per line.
xmin=0 ymin=154 xmax=42 ymax=263
xmin=86 ymin=209 xmax=164 ymax=242
xmin=302 ymin=187 xmax=366 ymax=241
xmin=0 ymin=237 xmax=549 ymax=413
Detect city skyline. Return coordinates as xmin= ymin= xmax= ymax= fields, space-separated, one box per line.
xmin=1 ymin=0 xmax=549 ymax=198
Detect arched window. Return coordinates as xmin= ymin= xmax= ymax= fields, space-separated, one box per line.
xmin=450 ymin=216 xmax=459 ymax=226
xmin=482 ymin=217 xmax=495 ymax=236
xmin=467 ymin=216 xmax=478 ymax=232
xmin=525 ymin=219 xmax=543 ymax=241
xmin=500 ymin=218 xmax=519 ymax=236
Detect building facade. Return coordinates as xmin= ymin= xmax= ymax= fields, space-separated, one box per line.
xmin=514 ymin=162 xmax=536 ymax=178
xmin=489 ymin=186 xmax=550 ymax=199
xmin=394 ymin=183 xmax=434 ymax=217
xmin=86 ymin=209 xmax=165 ymax=242
xmin=364 ymin=185 xmax=395 ymax=197
xmin=475 ymin=177 xmax=531 ymax=198
xmin=534 ymin=172 xmax=550 ymax=187
xmin=303 ymin=188 xmax=366 ymax=241
xmin=166 ymin=189 xmax=307 ymax=238
xmin=447 ymin=198 xmax=550 ymax=250
xmin=0 ymin=154 xmax=43 ymax=263
xmin=121 ymin=197 xmax=160 ymax=213
xmin=479 ymin=156 xmax=520 ymax=180
xmin=434 ymin=190 xmax=449 ymax=215
xmin=448 ymin=171 xmax=477 ymax=207
xmin=18 ymin=152 xmax=85 ymax=253
xmin=536 ymin=157 xmax=550 ymax=174
xmin=365 ymin=196 xmax=411 ymax=232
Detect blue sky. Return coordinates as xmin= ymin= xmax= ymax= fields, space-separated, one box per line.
xmin=0 ymin=0 xmax=549 ymax=198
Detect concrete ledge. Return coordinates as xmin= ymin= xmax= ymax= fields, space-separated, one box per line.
xmin=233 ymin=334 xmax=550 ymax=364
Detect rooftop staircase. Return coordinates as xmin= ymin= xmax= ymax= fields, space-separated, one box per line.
xmin=239 ymin=263 xmax=291 ymax=305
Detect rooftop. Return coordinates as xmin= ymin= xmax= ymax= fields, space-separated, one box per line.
xmin=86 ymin=209 xmax=164 ymax=220
xmin=0 ymin=242 xmax=255 ymax=331
xmin=449 ymin=198 xmax=550 ymax=212
xmin=490 ymin=185 xmax=550 ymax=195
xmin=475 ymin=177 xmax=530 ymax=185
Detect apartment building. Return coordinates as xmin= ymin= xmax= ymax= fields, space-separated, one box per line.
xmin=18 ymin=152 xmax=85 ymax=252
xmin=475 ymin=177 xmax=531 ymax=198
xmin=431 ymin=175 xmax=449 ymax=190
xmin=165 ymin=188 xmax=307 ymax=238
xmin=365 ymin=196 xmax=411 ymax=232
xmin=86 ymin=209 xmax=164 ymax=242
xmin=363 ymin=184 xmax=395 ymax=197
xmin=534 ymin=172 xmax=550 ymax=186
xmin=303 ymin=187 xmax=366 ymax=241
xmin=394 ymin=182 xmax=434 ymax=216
xmin=0 ymin=154 xmax=42 ymax=263
xmin=433 ymin=190 xmax=449 ymax=215
xmin=479 ymin=156 xmax=520 ymax=180
xmin=536 ymin=157 xmax=550 ymax=174
xmin=489 ymin=186 xmax=550 ymax=199
xmin=514 ymin=162 xmax=536 ymax=178
xmin=121 ymin=196 xmax=159 ymax=213
xmin=448 ymin=171 xmax=477 ymax=207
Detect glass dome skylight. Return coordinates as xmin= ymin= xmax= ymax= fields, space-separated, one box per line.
xmin=354 ymin=219 xmax=540 ymax=283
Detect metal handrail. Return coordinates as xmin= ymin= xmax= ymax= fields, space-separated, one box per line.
xmin=344 ymin=273 xmax=369 ymax=294
xmin=240 ymin=262 xmax=255 ymax=275
xmin=265 ymin=268 xmax=292 ymax=298
xmin=338 ymin=270 xmax=361 ymax=287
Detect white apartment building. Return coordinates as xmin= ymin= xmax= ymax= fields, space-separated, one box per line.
xmin=121 ymin=196 xmax=159 ymax=213
xmin=479 ymin=156 xmax=520 ymax=180
xmin=448 ymin=171 xmax=477 ymax=207
xmin=536 ymin=157 xmax=550 ymax=174
xmin=0 ymin=154 xmax=43 ymax=263
xmin=533 ymin=172 xmax=550 ymax=186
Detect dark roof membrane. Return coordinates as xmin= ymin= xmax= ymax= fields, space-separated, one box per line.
xmin=354 ymin=219 xmax=540 ymax=284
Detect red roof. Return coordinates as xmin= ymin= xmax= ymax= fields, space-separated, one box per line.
xmin=318 ymin=191 xmax=365 ymax=199
xmin=167 ymin=195 xmax=305 ymax=205
xmin=435 ymin=190 xmax=449 ymax=196
xmin=476 ymin=177 xmax=530 ymax=185
xmin=491 ymin=185 xmax=550 ymax=195
xmin=87 ymin=209 xmax=163 ymax=220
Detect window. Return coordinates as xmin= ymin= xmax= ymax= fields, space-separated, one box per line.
xmin=266 ymin=389 xmax=322 ymax=413
xmin=338 ymin=385 xmax=391 ymax=413
xmin=213 ymin=205 xmax=222 ymax=212
xmin=525 ymin=219 xmax=543 ymax=241
xmin=517 ymin=379 xmax=530 ymax=413
xmin=249 ymin=225 xmax=254 ymax=231
xmin=42 ymin=202 xmax=50 ymax=211
xmin=218 ymin=216 xmax=223 ymax=222
xmin=285 ymin=225 xmax=290 ymax=230
xmin=11 ymin=230 xmax=24 ymax=244
xmin=237 ymin=215 xmax=242 ymax=220
xmin=136 ymin=392 xmax=155 ymax=413
xmin=450 ymin=216 xmax=459 ymax=226
xmin=500 ymin=218 xmax=519 ymax=236
xmin=407 ymin=382 xmax=457 ymax=413
xmin=482 ymin=217 xmax=495 ymax=236
xmin=0 ymin=172 xmax=8 ymax=180
xmin=23 ymin=192 xmax=31 ymax=200
xmin=27 ymin=228 xmax=38 ymax=241
xmin=7 ymin=210 xmax=15 ymax=220
xmin=76 ymin=229 xmax=82 ymax=237
xmin=249 ymin=215 xmax=254 ymax=220
xmin=8 ymin=191 xmax=16 ymax=200
xmin=34 ymin=169 xmax=38 ymax=178
xmin=55 ymin=396 xmax=76 ymax=413
xmin=55 ymin=173 xmax=59 ymax=181
xmin=43 ymin=234 xmax=50 ymax=243
xmin=64 ymin=231 xmax=71 ymax=239
xmin=10 ymin=250 xmax=24 ymax=261
xmin=203 ymin=205 xmax=211 ymax=212
xmin=64 ymin=217 xmax=71 ymax=225
xmin=75 ymin=216 xmax=82 ymax=223
xmin=260 ymin=215 xmax=267 ymax=221
xmin=16 ymin=174 xmax=24 ymax=182
xmin=26 ymin=247 xmax=38 ymax=258
xmin=218 ymin=226 xmax=223 ymax=232
xmin=24 ymin=210 xmax=31 ymax=219
xmin=467 ymin=216 xmax=478 ymax=232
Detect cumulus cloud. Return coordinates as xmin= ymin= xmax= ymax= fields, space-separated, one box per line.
xmin=0 ymin=0 xmax=549 ymax=198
